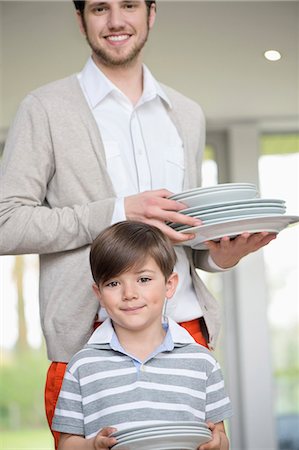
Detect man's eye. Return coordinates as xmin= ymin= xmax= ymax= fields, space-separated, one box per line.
xmin=123 ymin=2 xmax=138 ymax=10
xmin=93 ymin=6 xmax=108 ymax=14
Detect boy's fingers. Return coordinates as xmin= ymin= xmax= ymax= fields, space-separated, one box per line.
xmin=99 ymin=426 xmax=117 ymax=436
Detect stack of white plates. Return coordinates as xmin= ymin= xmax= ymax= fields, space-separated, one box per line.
xmin=168 ymin=183 xmax=299 ymax=250
xmin=111 ymin=421 xmax=212 ymax=450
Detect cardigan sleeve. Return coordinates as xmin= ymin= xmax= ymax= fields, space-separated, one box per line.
xmin=0 ymin=94 xmax=114 ymax=255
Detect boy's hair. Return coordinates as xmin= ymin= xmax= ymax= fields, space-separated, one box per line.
xmin=73 ymin=1 xmax=156 ymax=15
xmin=90 ymin=221 xmax=176 ymax=285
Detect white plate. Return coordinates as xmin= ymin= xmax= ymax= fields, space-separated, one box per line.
xmin=115 ymin=426 xmax=209 ymax=437
xmin=111 ymin=421 xmax=208 ymax=438
xmin=170 ymin=207 xmax=286 ymax=231
xmin=113 ymin=432 xmax=211 ymax=449
xmin=179 ymin=198 xmax=285 ymax=216
xmin=178 ymin=215 xmax=299 ymax=249
xmin=188 ymin=205 xmax=285 ymax=218
xmin=173 ymin=189 xmax=259 ymax=208
xmin=169 ymin=183 xmax=257 ymax=200
xmin=116 ymin=430 xmax=211 ymax=444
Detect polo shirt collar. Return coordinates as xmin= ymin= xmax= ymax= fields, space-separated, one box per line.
xmin=87 ymin=317 xmax=195 ymax=347
xmin=79 ymin=57 xmax=171 ymax=109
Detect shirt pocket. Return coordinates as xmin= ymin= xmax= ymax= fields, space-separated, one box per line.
xmin=104 ymin=141 xmax=132 ymax=196
xmin=165 ymin=145 xmax=185 ymax=194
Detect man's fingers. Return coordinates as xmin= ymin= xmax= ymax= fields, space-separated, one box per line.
xmin=145 ymin=219 xmax=196 ymax=243
xmin=164 ymin=211 xmax=202 ymax=227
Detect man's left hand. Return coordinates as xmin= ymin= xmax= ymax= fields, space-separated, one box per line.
xmin=204 ymin=232 xmax=277 ymax=269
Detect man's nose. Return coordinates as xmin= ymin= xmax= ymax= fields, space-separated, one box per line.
xmin=107 ymin=6 xmax=125 ymax=29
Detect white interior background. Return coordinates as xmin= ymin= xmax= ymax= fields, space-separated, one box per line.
xmin=0 ymin=1 xmax=298 ymax=449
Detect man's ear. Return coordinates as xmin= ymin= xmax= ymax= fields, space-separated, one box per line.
xmin=92 ymin=283 xmax=103 ymax=306
xmin=165 ymin=272 xmax=178 ymax=300
xmin=148 ymin=3 xmax=156 ymax=30
xmin=76 ymin=10 xmax=87 ymax=36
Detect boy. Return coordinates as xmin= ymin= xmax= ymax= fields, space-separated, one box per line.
xmin=52 ymin=221 xmax=232 ymax=449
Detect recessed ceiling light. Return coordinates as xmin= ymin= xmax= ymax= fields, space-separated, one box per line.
xmin=264 ymin=50 xmax=282 ymax=61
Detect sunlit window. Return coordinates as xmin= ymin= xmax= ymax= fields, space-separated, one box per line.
xmin=259 ymin=133 xmax=299 ymax=450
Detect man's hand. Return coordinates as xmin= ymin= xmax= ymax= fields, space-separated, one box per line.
xmin=198 ymin=422 xmax=229 ymax=450
xmin=205 ymin=231 xmax=277 ymax=269
xmin=125 ymin=189 xmax=201 ymax=244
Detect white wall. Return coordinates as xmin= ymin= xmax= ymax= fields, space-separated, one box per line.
xmin=2 ymin=1 xmax=299 ymax=128
xmin=1 ymin=2 xmax=298 ymax=448
xmin=0 ymin=1 xmax=4 ymax=134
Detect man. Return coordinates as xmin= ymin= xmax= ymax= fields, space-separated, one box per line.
xmin=0 ymin=0 xmax=275 ymax=446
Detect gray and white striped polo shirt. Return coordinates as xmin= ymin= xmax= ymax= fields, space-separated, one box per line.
xmin=52 ymin=318 xmax=232 ymax=439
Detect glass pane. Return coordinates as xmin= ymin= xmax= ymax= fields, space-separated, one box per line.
xmin=200 ymin=146 xmax=225 ymax=354
xmin=202 ymin=145 xmax=218 ymax=187
xmin=259 ymin=137 xmax=299 ymax=450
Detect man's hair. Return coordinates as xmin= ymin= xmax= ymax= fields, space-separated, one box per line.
xmin=90 ymin=221 xmax=176 ymax=286
xmin=73 ymin=1 xmax=156 ymax=15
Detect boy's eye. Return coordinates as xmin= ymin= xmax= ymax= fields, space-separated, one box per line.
xmin=139 ymin=277 xmax=151 ymax=283
xmin=106 ymin=280 xmax=119 ymax=288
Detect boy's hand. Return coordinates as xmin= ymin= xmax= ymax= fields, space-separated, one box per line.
xmin=93 ymin=427 xmax=117 ymax=449
xmin=198 ymin=422 xmax=229 ymax=450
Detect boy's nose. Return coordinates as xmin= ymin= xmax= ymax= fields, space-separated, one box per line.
xmin=123 ymin=283 xmax=138 ymax=300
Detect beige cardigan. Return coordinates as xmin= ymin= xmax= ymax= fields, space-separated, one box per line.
xmin=0 ymin=75 xmax=221 ymax=361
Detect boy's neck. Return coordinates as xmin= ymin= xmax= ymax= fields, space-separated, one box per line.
xmin=114 ymin=322 xmax=167 ymax=362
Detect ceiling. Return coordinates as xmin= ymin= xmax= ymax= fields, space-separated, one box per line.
xmin=1 ymin=0 xmax=299 ymax=131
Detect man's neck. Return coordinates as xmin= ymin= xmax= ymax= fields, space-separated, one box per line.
xmin=92 ymin=55 xmax=144 ymax=105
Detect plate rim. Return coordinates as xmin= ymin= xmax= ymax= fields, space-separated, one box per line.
xmin=179 ymin=198 xmax=286 ymax=215
xmin=110 ymin=421 xmax=209 ymax=437
xmin=112 ymin=431 xmax=211 ymax=449
xmin=179 ymin=214 xmax=299 ymax=235
xmin=168 ymin=183 xmax=257 ymax=200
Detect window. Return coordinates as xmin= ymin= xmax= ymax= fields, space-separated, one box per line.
xmin=259 ymin=133 xmax=299 ymax=450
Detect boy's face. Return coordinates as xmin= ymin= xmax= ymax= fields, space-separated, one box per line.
xmin=93 ymin=257 xmax=178 ymax=333
xmin=77 ymin=0 xmax=156 ymax=68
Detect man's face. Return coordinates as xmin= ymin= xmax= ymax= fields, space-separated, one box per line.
xmin=78 ymin=0 xmax=156 ymax=68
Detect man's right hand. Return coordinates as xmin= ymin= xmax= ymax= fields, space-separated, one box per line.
xmin=125 ymin=189 xmax=201 ymax=244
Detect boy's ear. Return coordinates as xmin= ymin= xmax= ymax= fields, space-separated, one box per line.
xmin=92 ymin=283 xmax=103 ymax=306
xmin=165 ymin=272 xmax=178 ymax=300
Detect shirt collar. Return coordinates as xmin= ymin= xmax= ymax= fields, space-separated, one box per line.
xmin=87 ymin=317 xmax=195 ymax=347
xmin=78 ymin=57 xmax=172 ymax=109
xmin=140 ymin=65 xmax=171 ymax=107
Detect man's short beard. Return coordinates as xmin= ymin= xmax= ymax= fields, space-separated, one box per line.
xmin=86 ymin=33 xmax=149 ymax=67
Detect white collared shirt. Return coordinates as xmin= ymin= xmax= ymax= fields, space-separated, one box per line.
xmin=78 ymin=57 xmax=203 ymax=322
